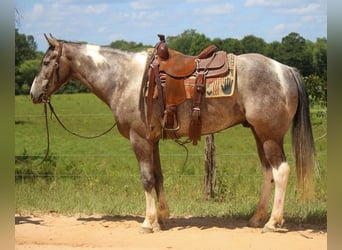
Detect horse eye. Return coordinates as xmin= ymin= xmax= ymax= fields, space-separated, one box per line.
xmin=43 ymin=60 xmax=50 ymax=66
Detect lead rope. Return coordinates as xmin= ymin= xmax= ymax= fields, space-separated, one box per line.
xmin=47 ymin=101 xmax=116 ymax=139
xmin=36 ymin=103 xmax=50 ymax=166
xmin=15 ymin=103 xmax=50 ymax=167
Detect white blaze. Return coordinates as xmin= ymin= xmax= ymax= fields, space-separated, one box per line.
xmin=30 ymin=77 xmax=37 ymax=94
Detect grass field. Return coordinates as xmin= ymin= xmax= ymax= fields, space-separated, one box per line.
xmin=15 ymin=93 xmax=327 ymax=225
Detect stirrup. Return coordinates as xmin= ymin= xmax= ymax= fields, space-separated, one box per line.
xmin=161 ymin=110 xmax=180 ymax=132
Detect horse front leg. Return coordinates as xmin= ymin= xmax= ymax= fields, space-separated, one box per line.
xmin=129 ymin=130 xmax=167 ymax=233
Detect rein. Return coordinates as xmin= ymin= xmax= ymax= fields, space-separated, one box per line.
xmin=47 ymin=101 xmax=116 ymax=139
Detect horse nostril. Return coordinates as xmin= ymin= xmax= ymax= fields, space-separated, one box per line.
xmin=30 ymin=92 xmax=43 ymax=104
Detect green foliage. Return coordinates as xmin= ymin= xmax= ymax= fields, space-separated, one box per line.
xmin=213 ymin=37 xmax=244 ymax=55
xmin=240 ymin=34 xmax=267 ymax=54
xmin=167 ymin=29 xmax=199 ymax=54
xmin=304 ymin=74 xmax=327 ymax=108
xmin=15 ymin=29 xmax=37 ymax=67
xmin=109 ymin=40 xmax=151 ymax=52
xmin=15 ymin=29 xmax=43 ymax=95
xmin=15 ymin=58 xmax=42 ymax=95
xmin=312 ymin=38 xmax=327 ymax=79
xmin=280 ymin=32 xmax=313 ymax=76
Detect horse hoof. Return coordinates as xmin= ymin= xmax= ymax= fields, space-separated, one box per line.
xmin=262 ymin=224 xmax=276 ymax=233
xmin=247 ymin=219 xmax=263 ymax=228
xmin=261 ymin=219 xmax=285 ymax=233
xmin=140 ymin=227 xmax=153 ymax=234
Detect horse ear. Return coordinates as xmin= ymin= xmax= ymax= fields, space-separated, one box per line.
xmin=44 ymin=33 xmax=59 ymax=48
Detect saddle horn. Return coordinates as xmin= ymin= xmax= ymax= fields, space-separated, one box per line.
xmin=156 ymin=34 xmax=169 ymax=60
xmin=158 ymin=34 xmax=166 ymax=42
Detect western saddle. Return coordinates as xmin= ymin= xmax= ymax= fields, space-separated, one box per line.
xmin=146 ymin=34 xmax=229 ymax=145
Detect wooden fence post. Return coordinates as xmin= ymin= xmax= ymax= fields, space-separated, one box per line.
xmin=204 ymin=134 xmax=216 ymax=199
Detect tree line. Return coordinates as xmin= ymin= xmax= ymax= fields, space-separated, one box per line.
xmin=15 ymin=29 xmax=326 ymax=107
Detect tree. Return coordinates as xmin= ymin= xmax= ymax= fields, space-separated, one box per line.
xmin=189 ymin=33 xmax=211 ymax=56
xmin=15 ymin=29 xmax=41 ymax=95
xmin=304 ymin=74 xmax=327 ymax=107
xmin=265 ymin=41 xmax=282 ymax=61
xmin=312 ymin=38 xmax=327 ymax=79
xmin=167 ymin=29 xmax=199 ymax=55
xmin=109 ymin=40 xmax=151 ymax=52
xmin=15 ymin=29 xmax=37 ymax=67
xmin=15 ymin=59 xmax=41 ymax=95
xmin=213 ymin=38 xmax=243 ymax=54
xmin=241 ymin=35 xmax=267 ymax=54
xmin=280 ymin=32 xmax=312 ymax=76
xmin=166 ymin=29 xmax=212 ymax=56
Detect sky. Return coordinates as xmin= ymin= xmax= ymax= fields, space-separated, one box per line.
xmin=16 ymin=0 xmax=327 ymax=52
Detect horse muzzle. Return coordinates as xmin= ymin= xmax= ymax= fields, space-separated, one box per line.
xmin=30 ymin=78 xmax=49 ymax=104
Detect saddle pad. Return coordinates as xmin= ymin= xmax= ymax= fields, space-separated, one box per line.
xmin=184 ymin=53 xmax=237 ymax=98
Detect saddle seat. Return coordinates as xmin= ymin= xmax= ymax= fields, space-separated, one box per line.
xmin=158 ymin=44 xmax=218 ymax=78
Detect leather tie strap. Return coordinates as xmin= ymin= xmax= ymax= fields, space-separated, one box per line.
xmin=152 ymin=59 xmax=165 ymax=118
xmin=189 ymin=72 xmax=206 ymax=145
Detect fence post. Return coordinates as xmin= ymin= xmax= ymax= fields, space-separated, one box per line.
xmin=204 ymin=134 xmax=216 ymax=199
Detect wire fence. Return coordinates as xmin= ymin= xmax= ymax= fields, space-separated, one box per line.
xmin=15 ymin=108 xmax=327 ymax=181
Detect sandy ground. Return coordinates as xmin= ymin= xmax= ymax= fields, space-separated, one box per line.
xmin=15 ymin=213 xmax=327 ymax=250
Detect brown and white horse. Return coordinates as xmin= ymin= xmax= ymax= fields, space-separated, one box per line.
xmin=30 ymin=35 xmax=316 ymax=233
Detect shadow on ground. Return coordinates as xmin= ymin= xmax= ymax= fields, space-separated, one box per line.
xmin=76 ymin=214 xmax=327 ymax=233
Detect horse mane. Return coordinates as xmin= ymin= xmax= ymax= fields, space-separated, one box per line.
xmin=56 ymin=39 xmax=108 ymax=49
xmin=55 ymin=39 xmax=142 ymax=57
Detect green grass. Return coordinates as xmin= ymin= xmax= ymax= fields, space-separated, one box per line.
xmin=15 ymin=93 xmax=327 ymax=225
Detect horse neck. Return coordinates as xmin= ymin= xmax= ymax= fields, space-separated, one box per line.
xmin=65 ymin=43 xmax=145 ymax=107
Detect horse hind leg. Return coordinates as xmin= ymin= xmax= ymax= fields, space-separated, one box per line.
xmin=262 ymin=139 xmax=290 ymax=232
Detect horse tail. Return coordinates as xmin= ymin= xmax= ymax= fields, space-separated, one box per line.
xmin=290 ymin=67 xmax=317 ymax=200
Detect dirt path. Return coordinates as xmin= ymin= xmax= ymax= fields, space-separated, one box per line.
xmin=15 ymin=213 xmax=326 ymax=250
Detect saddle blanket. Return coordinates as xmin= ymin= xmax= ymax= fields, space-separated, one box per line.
xmin=184 ymin=53 xmax=236 ymax=99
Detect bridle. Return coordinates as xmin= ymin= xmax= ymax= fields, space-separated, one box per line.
xmin=42 ymin=42 xmax=64 ymax=103
xmin=55 ymin=41 xmax=64 ymax=83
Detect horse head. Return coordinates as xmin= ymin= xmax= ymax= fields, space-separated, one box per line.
xmin=30 ymin=34 xmax=71 ymax=104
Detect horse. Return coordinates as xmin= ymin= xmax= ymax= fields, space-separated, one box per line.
xmin=30 ymin=34 xmax=316 ymax=233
